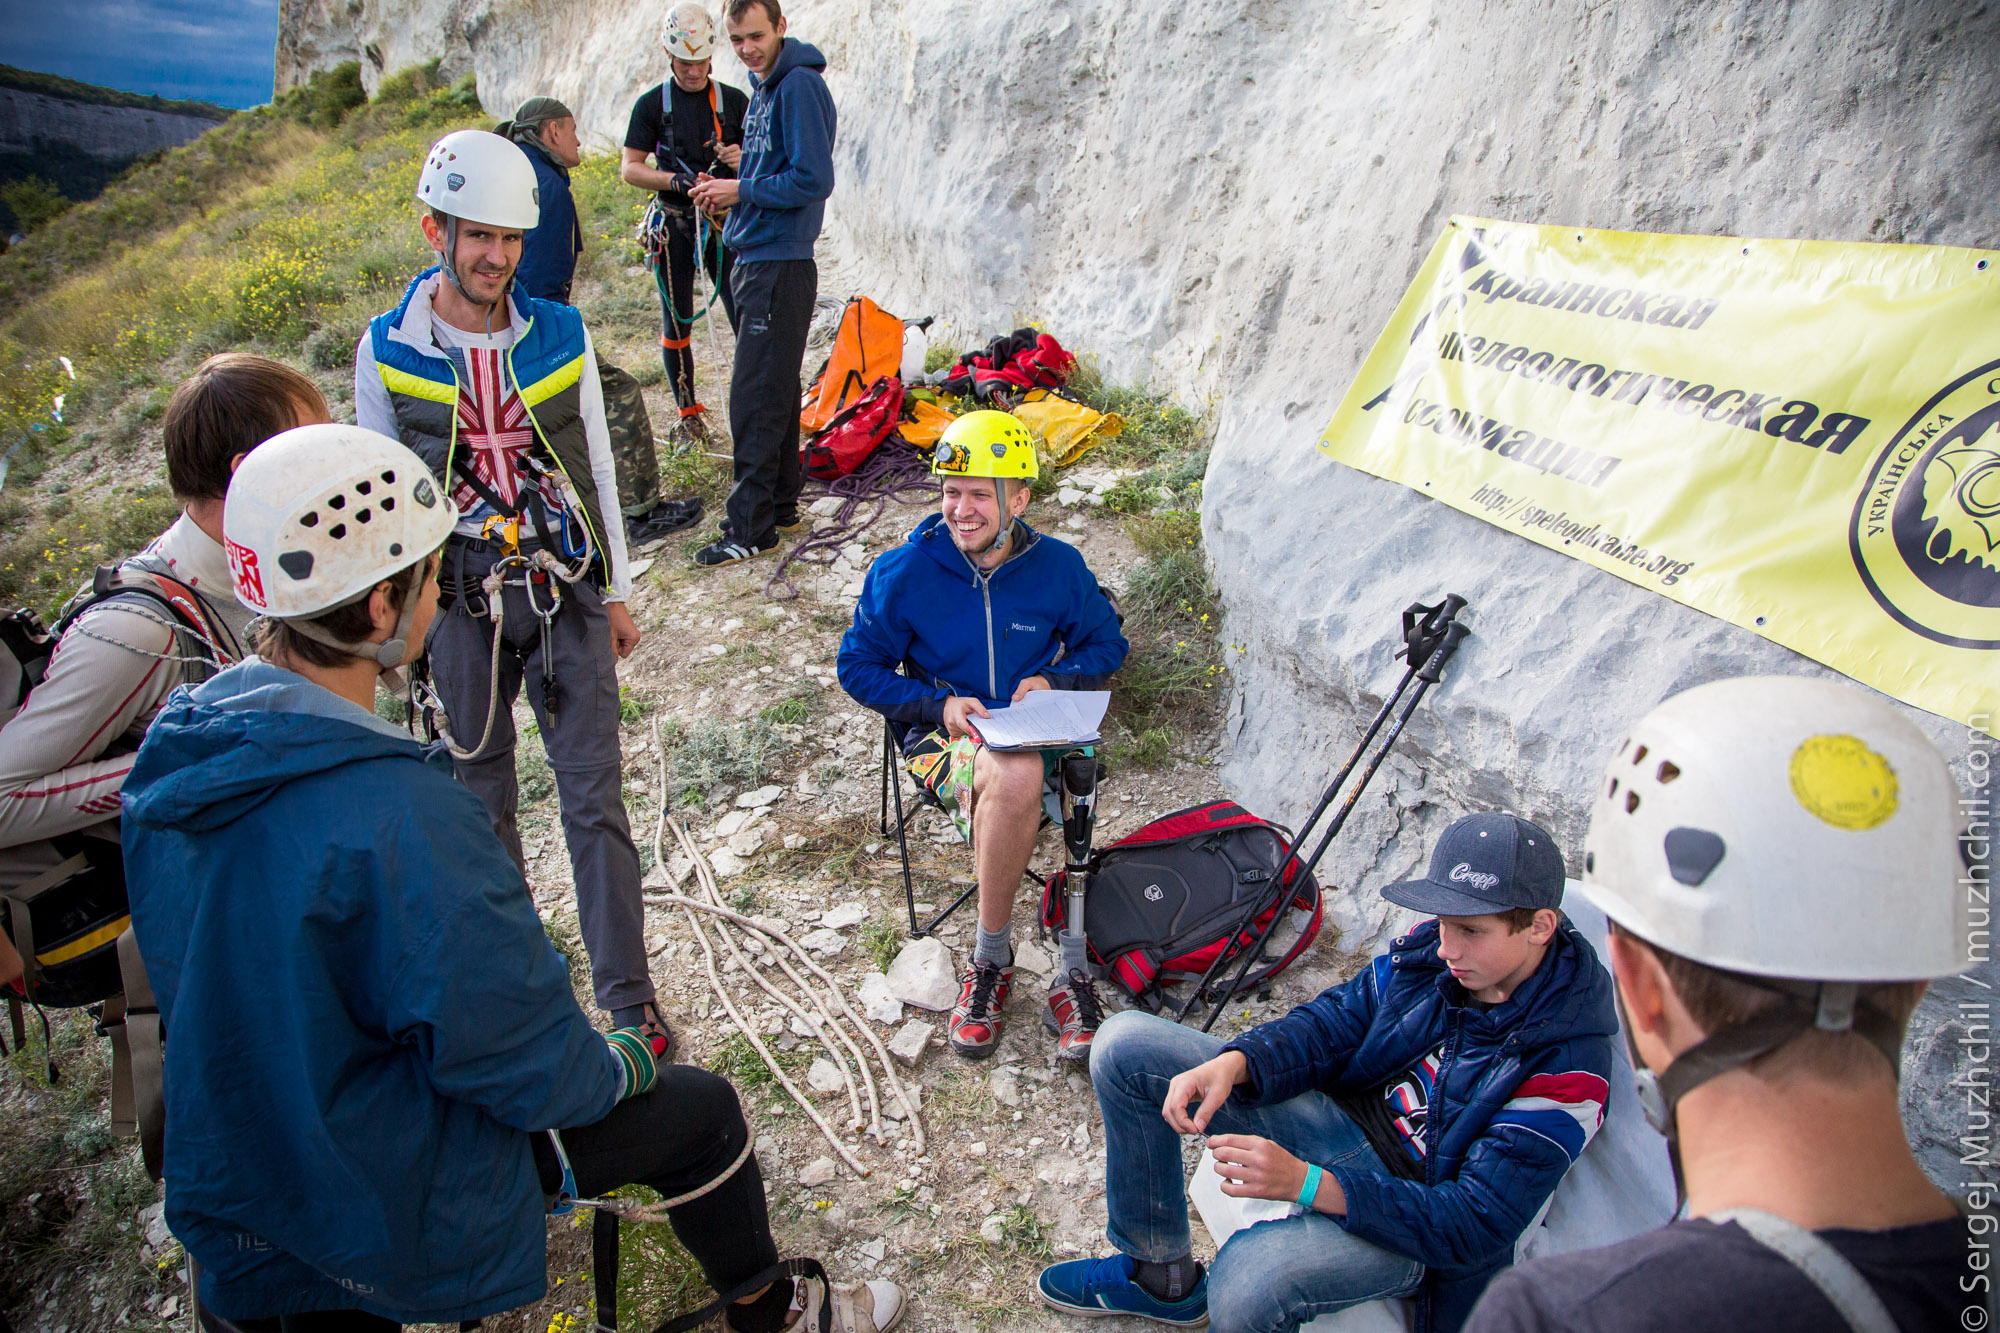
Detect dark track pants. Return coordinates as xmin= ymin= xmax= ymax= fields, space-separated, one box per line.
xmin=428 ymin=541 xmax=653 ymax=1014
xmin=724 ymin=257 xmax=816 ymax=545
xmin=659 ymin=208 xmax=738 ymax=411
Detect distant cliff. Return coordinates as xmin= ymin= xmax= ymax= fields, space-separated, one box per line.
xmin=0 ymin=71 xmax=228 ymax=233
xmin=0 ymin=87 xmax=225 ymax=161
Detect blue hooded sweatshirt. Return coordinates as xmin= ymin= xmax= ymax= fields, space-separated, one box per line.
xmin=723 ymin=39 xmax=836 ymax=263
xmin=121 ymin=660 xmax=622 ymax=1325
xmin=1221 ymin=917 xmax=1619 ymax=1333
xmin=837 ymin=513 xmax=1128 ymax=740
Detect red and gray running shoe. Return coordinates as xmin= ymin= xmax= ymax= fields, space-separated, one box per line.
xmin=1044 ymin=968 xmax=1105 ymax=1063
xmin=948 ymin=958 xmax=1015 ymax=1059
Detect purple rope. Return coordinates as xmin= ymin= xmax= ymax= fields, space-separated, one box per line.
xmin=765 ymin=436 xmax=940 ymax=601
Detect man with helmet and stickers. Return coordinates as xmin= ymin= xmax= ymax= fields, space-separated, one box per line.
xmin=353 ymin=130 xmax=672 ymax=1053
xmin=120 ymin=425 xmax=907 ymax=1333
xmin=622 ymin=3 xmax=748 ymax=440
xmin=837 ymin=411 xmax=1128 ymax=1062
xmin=1466 ymin=677 xmax=1983 ymax=1333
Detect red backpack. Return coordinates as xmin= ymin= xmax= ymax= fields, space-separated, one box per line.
xmin=801 ymin=375 xmax=905 ymax=481
xmin=1041 ymin=800 xmax=1324 ymax=1007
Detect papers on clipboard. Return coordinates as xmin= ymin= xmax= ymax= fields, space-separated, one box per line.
xmin=967 ymin=690 xmax=1110 ymax=751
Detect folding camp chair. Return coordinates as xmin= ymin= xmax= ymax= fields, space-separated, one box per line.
xmin=878 ymin=720 xmax=1100 ymax=937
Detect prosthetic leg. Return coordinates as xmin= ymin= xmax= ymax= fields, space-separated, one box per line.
xmin=1058 ymin=751 xmax=1100 ymax=962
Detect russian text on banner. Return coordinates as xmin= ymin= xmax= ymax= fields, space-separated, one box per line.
xmin=1318 ymin=215 xmax=2000 ymax=732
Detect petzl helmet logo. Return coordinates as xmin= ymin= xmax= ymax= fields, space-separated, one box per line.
xmin=1850 ymin=359 xmax=2000 ymax=649
xmin=226 ymin=537 xmax=266 ymax=608
xmin=446 ymin=172 xmax=465 ymax=191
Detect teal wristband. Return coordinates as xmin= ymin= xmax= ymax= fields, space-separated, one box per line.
xmin=1297 ymin=1163 xmax=1323 ymax=1210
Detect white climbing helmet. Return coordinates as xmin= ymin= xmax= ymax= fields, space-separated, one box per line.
xmin=1580 ymin=675 xmax=1973 ymax=982
xmin=415 ymin=129 xmax=540 ymax=230
xmin=224 ymin=425 xmax=456 ymax=668
xmin=662 ymin=3 xmax=717 ymax=60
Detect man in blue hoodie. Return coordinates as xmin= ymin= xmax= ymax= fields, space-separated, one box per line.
xmin=1035 ymin=813 xmax=1618 ymax=1333
xmin=838 ymin=412 xmax=1128 ymax=1064
xmin=688 ymin=0 xmax=836 ymax=566
xmin=123 ymin=424 xmax=904 ymax=1333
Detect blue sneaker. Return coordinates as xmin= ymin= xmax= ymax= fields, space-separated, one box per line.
xmin=1035 ymin=1254 xmax=1208 ymax=1326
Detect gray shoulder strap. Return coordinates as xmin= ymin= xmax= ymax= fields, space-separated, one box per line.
xmin=1713 ymin=1208 xmax=1897 ymax=1333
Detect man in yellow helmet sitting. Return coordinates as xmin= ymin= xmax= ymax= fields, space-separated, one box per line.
xmin=837 ymin=411 xmax=1129 ymax=1061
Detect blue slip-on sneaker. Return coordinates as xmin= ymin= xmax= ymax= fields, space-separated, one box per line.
xmin=1035 ymin=1254 xmax=1208 ymax=1327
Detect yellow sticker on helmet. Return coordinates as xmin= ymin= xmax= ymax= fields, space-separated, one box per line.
xmin=1788 ymin=734 xmax=1899 ymax=831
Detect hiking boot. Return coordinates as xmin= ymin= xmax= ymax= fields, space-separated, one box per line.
xmin=628 ymin=498 xmax=704 ymax=548
xmin=671 ymin=403 xmax=711 ymax=448
xmin=1044 ymin=968 xmax=1104 ymax=1063
xmin=610 ymin=1001 xmax=677 ymax=1065
xmin=1035 ymin=1255 xmax=1207 ymax=1326
xmin=774 ymin=510 xmax=807 ymax=536
xmin=766 ymin=1274 xmax=907 ymax=1333
xmin=948 ymin=958 xmax=1014 ymax=1058
xmin=695 ymin=534 xmax=780 ymax=567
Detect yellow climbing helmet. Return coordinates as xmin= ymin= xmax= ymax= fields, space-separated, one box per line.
xmin=931 ymin=410 xmax=1038 ymax=480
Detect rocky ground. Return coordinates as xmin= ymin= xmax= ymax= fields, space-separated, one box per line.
xmin=3 ymin=268 xmax=1366 ymax=1333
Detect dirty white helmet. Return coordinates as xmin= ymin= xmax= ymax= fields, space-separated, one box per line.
xmin=662 ymin=3 xmax=717 ymax=60
xmin=1581 ymin=675 xmax=1971 ymax=982
xmin=415 ymin=129 xmax=540 ymax=229
xmin=224 ymin=425 xmax=456 ymax=671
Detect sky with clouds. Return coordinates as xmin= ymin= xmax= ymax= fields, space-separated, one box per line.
xmin=1 ymin=0 xmax=280 ymax=108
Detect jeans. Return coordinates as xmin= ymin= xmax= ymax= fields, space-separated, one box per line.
xmin=428 ymin=541 xmax=653 ymax=1013
xmin=724 ymin=258 xmax=815 ymax=544
xmin=1092 ymin=1011 xmax=1424 ymax=1333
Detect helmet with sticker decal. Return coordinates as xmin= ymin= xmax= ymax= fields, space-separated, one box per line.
xmin=224 ymin=425 xmax=456 ymax=669
xmin=1582 ymin=676 xmax=1975 ymax=1138
xmin=1580 ymin=675 xmax=1971 ymax=981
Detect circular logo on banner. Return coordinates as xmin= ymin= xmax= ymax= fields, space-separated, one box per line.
xmin=1849 ymin=359 xmax=2000 ymax=648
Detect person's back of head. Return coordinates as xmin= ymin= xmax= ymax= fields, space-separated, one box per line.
xmin=162 ymin=353 xmax=328 ymax=505
xmin=1578 ymin=675 xmax=1974 ymax=1142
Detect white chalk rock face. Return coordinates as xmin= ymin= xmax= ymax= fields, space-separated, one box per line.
xmin=272 ymin=0 xmax=1997 ymax=1189
xmin=885 ymin=937 xmax=958 ymax=1011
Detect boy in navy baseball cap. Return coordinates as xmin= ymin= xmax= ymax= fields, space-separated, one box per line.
xmin=1036 ymin=811 xmax=1617 ymax=1333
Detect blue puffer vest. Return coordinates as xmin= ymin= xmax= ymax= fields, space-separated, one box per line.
xmin=366 ymin=269 xmax=609 ymax=584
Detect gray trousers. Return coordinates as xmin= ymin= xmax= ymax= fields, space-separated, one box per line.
xmin=427 ymin=541 xmax=653 ymax=1014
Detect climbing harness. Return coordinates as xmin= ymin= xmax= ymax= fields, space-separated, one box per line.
xmin=409 ymin=455 xmax=598 ymax=761
xmin=765 ymin=437 xmax=940 ymax=601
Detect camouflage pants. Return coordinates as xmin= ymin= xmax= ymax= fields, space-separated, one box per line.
xmin=599 ymin=355 xmax=660 ymax=518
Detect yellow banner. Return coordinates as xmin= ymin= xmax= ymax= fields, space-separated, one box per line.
xmin=1318 ymin=216 xmax=2000 ymax=732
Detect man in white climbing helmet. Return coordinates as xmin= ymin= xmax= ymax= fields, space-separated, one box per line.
xmin=1465 ymin=676 xmax=1985 ymax=1333
xmin=354 ymin=129 xmax=673 ymax=1054
xmin=121 ymin=426 xmax=909 ymax=1333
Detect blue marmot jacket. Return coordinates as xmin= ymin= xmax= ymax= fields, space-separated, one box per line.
xmin=1222 ymin=917 xmax=1618 ymax=1333
xmin=837 ymin=513 xmax=1128 ymax=740
xmin=121 ymin=660 xmax=621 ymax=1325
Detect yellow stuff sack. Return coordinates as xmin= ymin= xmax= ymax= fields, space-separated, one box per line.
xmin=899 ymin=397 xmax=958 ymax=453
xmin=1012 ymin=389 xmax=1123 ymax=468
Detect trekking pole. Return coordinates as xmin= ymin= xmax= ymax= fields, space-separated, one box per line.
xmin=1176 ymin=596 xmax=1468 ymax=1028
xmin=1173 ymin=596 xmax=1466 ymax=1023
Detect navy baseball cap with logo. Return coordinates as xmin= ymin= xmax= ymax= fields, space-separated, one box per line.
xmin=1380 ymin=811 xmax=1565 ymax=917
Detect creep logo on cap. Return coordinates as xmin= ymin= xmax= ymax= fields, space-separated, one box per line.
xmin=1789 ymin=734 xmax=1899 ymax=831
xmin=1850 ymin=360 xmax=2000 ymax=650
